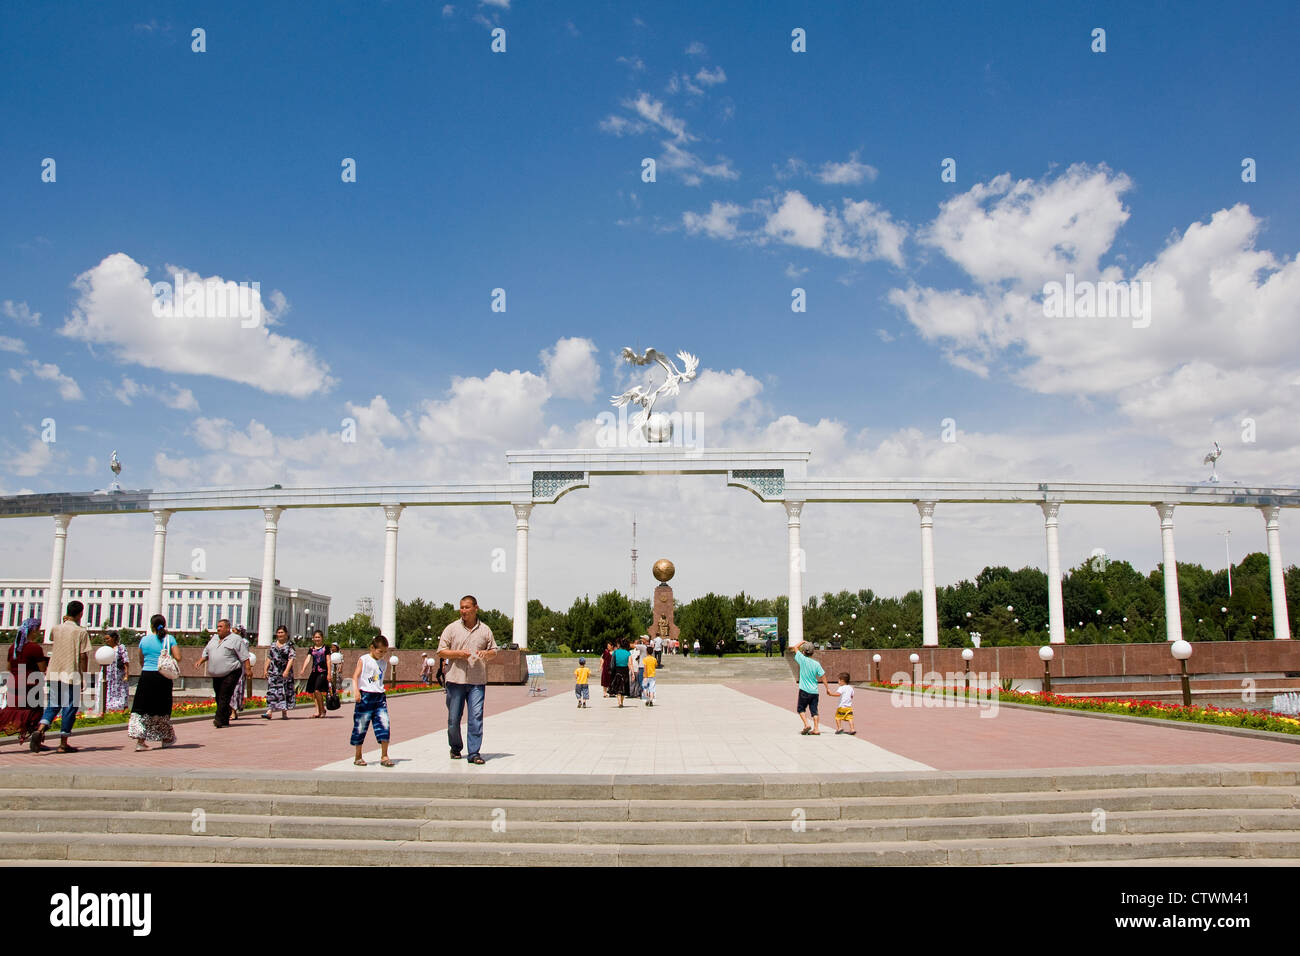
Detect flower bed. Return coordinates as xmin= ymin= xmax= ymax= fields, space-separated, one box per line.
xmin=871 ymin=681 xmax=1300 ymax=735
xmin=2 ymin=683 xmax=442 ymax=734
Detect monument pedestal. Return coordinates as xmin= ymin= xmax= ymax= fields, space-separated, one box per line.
xmin=648 ymin=583 xmax=680 ymax=644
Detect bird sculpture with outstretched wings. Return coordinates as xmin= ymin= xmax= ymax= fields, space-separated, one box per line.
xmin=611 ymin=348 xmax=699 ymax=428
xmin=1203 ymin=441 xmax=1222 ymax=483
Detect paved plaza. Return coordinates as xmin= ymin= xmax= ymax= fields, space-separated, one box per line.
xmin=2 ymin=680 xmax=1296 ymax=776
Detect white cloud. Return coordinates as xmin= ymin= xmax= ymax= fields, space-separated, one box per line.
xmin=0 ymin=336 xmax=26 ymax=353
xmin=764 ymin=192 xmax=906 ymax=266
xmin=814 ymin=153 xmax=878 ymax=185
xmin=114 ymin=376 xmax=198 ymax=411
xmin=683 ymin=201 xmax=745 ymax=240
xmin=11 ymin=438 xmax=55 ymax=477
xmin=441 ymin=5 xmax=455 ymax=17
xmin=627 ymin=93 xmax=689 ymax=141
xmin=481 ymin=0 xmax=509 ymax=8
xmin=923 ymin=164 xmax=1132 ymax=288
xmin=695 ymin=66 xmax=726 ymax=86
xmin=541 ymin=337 xmax=600 ymax=401
xmin=345 ymin=395 xmax=407 ymax=440
xmin=416 ymin=369 xmax=551 ymax=447
xmin=2 ymin=300 xmax=40 ymax=326
xmin=685 ymin=41 xmax=707 ymax=56
xmin=6 ymin=368 xmax=23 ymax=384
xmin=765 ymin=191 xmax=827 ymax=249
xmin=601 ymin=93 xmax=737 ymax=185
xmin=59 ymin=253 xmax=334 ymax=398
xmin=28 ymin=360 xmax=83 ymax=400
xmin=616 ymin=55 xmax=645 ymax=71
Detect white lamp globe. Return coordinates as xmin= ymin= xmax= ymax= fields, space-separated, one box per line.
xmin=1171 ymin=640 xmax=1193 ymax=661
xmin=330 ymin=651 xmax=343 ymax=665
xmin=94 ymin=645 xmax=116 ymax=666
xmin=872 ymin=654 xmax=881 ymax=663
xmin=389 ymin=655 xmax=399 ymax=666
xmin=1038 ymin=645 xmax=1055 ymax=661
xmin=908 ymin=653 xmax=920 ymax=664
xmin=961 ymin=648 xmax=974 ymax=661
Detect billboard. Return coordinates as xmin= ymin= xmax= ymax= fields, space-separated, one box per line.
xmin=735 ymin=617 xmax=778 ymax=644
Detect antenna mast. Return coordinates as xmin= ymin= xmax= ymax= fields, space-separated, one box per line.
xmin=630 ymin=515 xmax=639 ymax=600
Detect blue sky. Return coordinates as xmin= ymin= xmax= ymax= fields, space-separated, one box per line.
xmin=2 ymin=1 xmax=1298 ymax=618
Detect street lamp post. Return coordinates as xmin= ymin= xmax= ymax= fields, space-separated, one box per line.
xmin=961 ymin=647 xmax=974 ymax=699
xmin=908 ymin=652 xmax=920 ymax=688
xmin=1171 ymin=640 xmax=1193 ymax=707
xmin=1039 ymin=644 xmax=1054 ymax=695
xmin=872 ymin=653 xmax=881 ymax=684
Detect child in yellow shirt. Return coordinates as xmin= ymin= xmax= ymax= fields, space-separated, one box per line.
xmin=574 ymin=658 xmax=591 ymax=709
xmin=642 ymin=653 xmax=657 ymax=707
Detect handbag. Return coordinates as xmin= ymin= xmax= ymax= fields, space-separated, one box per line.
xmin=156 ymin=638 xmax=180 ymax=681
xmin=326 ymin=690 xmax=341 ymax=710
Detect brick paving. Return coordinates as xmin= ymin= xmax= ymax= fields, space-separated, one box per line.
xmin=0 ymin=688 xmax=538 ymax=772
xmin=0 ymin=679 xmax=1296 ymax=775
xmin=729 ymin=681 xmax=1300 ymax=770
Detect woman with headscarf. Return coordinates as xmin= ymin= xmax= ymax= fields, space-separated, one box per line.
xmin=1 ymin=618 xmax=48 ymax=748
xmin=261 ymin=625 xmax=295 ymax=719
xmin=103 ymin=630 xmax=130 ymax=712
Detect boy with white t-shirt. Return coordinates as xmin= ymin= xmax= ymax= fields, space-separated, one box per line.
xmin=350 ymin=635 xmax=393 ymax=766
xmin=829 ymin=672 xmax=856 ymax=735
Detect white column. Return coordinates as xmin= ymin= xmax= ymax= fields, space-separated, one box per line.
xmin=148 ymin=509 xmax=172 ymax=620
xmin=44 ymin=513 xmax=73 ymax=640
xmin=917 ymin=501 xmax=939 ymax=647
xmin=381 ymin=505 xmax=403 ymax=645
xmin=1155 ymin=504 xmax=1182 ymax=642
xmin=785 ymin=500 xmax=805 ymax=648
xmin=1261 ymin=506 xmax=1292 ymax=640
xmin=257 ymin=507 xmax=283 ymax=647
xmin=513 ymin=503 xmax=533 ymax=649
xmin=1041 ymin=501 xmax=1066 ymax=644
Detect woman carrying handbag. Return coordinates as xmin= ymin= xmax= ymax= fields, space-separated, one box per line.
xmin=128 ymin=614 xmax=180 ymax=751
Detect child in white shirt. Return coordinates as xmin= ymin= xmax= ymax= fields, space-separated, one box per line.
xmin=829 ymin=672 xmax=856 ymax=735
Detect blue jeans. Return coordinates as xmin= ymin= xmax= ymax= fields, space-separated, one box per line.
xmin=350 ymin=691 xmax=390 ymax=745
xmin=40 ymin=681 xmax=81 ymax=739
xmin=445 ymin=682 xmax=485 ymax=758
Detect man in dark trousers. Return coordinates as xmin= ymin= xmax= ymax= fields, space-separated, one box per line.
xmin=200 ymin=618 xmax=250 ymax=728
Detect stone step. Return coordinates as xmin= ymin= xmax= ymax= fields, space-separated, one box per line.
xmin=3 ymin=830 xmax=1298 ymax=866
xmin=4 ymin=807 xmax=1295 ymax=845
xmin=4 ymin=785 xmax=1295 ymax=822
xmin=2 ymin=766 xmax=1297 ymax=800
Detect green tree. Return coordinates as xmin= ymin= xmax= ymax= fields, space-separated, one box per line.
xmin=329 ymin=612 xmax=380 ymax=649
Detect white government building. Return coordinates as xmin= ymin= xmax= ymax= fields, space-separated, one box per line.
xmin=1 ymin=573 xmax=330 ymax=639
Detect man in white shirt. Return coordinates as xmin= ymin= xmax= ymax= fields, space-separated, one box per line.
xmin=652 ymin=634 xmax=663 ymax=665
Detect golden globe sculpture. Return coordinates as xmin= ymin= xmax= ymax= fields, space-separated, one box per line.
xmin=652 ymin=559 xmax=675 ymax=583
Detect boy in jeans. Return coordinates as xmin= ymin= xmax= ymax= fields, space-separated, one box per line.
xmin=574 ymin=657 xmax=591 ymax=708
xmin=829 ymin=672 xmax=856 ymax=735
xmin=642 ymin=651 xmax=657 ymax=706
xmin=350 ymin=635 xmax=394 ymax=766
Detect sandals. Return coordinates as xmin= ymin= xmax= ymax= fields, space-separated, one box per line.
xmin=260 ymin=713 xmax=272 ymax=720
xmin=354 ymin=757 xmax=367 ymax=766
xmin=380 ymin=758 xmax=395 ymax=767
xmin=800 ymin=727 xmax=811 ymax=735
xmin=134 ymin=743 xmax=150 ymax=752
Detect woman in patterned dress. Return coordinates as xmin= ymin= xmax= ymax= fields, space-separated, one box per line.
xmin=297 ymin=629 xmax=332 ymax=718
xmin=261 ymin=625 xmax=295 ymax=719
xmin=1 ymin=618 xmax=48 ymax=748
xmin=128 ymin=614 xmax=179 ymax=751
xmin=103 ymin=630 xmax=130 ymax=712
xmin=228 ymin=625 xmax=249 ymax=718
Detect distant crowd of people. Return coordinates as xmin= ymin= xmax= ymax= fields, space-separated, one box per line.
xmin=596 ymin=635 xmax=663 ymax=707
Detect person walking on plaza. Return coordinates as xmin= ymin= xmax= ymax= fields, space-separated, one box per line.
xmin=298 ymin=629 xmax=332 ymax=718
xmin=1 ymin=618 xmax=47 ymax=750
xmin=628 ymin=638 xmax=644 ymax=699
xmin=652 ymin=634 xmax=663 ymax=665
xmin=199 ymin=619 xmax=248 ymax=729
xmin=600 ymin=641 xmax=614 ymax=698
xmin=764 ymin=636 xmax=774 ymax=658
xmin=350 ymin=635 xmax=393 ymax=767
xmin=30 ymin=601 xmax=92 ymax=754
xmin=574 ymin=657 xmax=591 ymax=708
xmin=609 ymin=638 xmax=631 ymax=707
xmin=642 ymin=650 xmax=657 ymax=707
xmin=128 ymin=614 xmax=180 ymax=751
xmin=262 ymin=625 xmax=295 ymax=719
xmin=794 ymin=642 xmax=827 ymax=736
xmin=436 ymin=595 xmax=497 ymax=765
xmin=715 ymin=638 xmax=725 ymax=659
xmin=103 ymin=630 xmax=130 ymax=711
xmin=228 ymin=626 xmax=251 ymax=718
xmin=828 ymin=672 xmax=856 ymax=735
xmin=692 ymin=638 xmax=700 ymax=657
